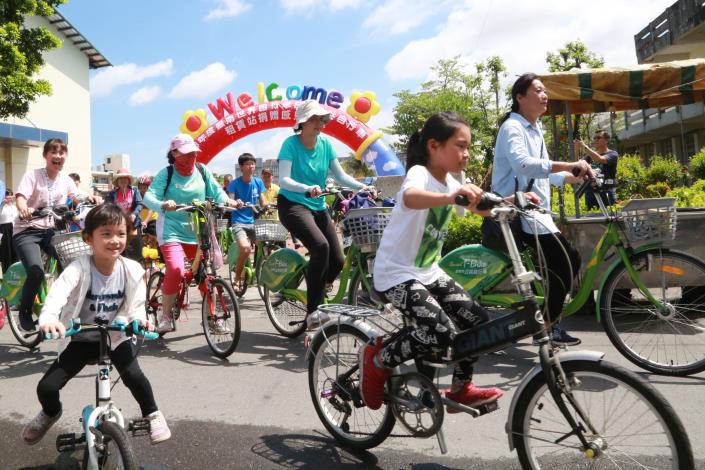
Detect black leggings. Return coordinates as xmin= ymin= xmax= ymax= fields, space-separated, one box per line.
xmin=520 ymin=231 xmax=581 ymax=323
xmin=277 ymin=195 xmax=344 ymax=314
xmin=381 ymin=274 xmax=489 ymax=385
xmin=13 ymin=229 xmax=59 ymax=316
xmin=37 ymin=340 xmax=158 ymax=418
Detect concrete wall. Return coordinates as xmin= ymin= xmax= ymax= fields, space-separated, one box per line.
xmin=0 ymin=15 xmax=92 ymax=193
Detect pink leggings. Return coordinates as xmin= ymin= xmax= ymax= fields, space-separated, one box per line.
xmin=161 ymin=242 xmax=198 ymax=295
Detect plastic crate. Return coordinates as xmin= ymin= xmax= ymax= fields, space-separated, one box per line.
xmin=51 ymin=232 xmax=92 ymax=266
xmin=254 ymin=220 xmax=288 ymax=242
xmin=619 ymin=198 xmax=677 ymax=244
xmin=344 ymin=207 xmax=391 ymax=252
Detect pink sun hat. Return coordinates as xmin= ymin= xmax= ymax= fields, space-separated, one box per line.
xmin=170 ymin=133 xmax=200 ymax=154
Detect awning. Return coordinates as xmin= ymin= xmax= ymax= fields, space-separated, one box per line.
xmin=539 ymin=58 xmax=705 ymax=115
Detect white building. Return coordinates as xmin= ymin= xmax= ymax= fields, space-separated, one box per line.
xmin=0 ymin=9 xmax=110 ymax=192
xmin=96 ymin=154 xmax=131 ymax=173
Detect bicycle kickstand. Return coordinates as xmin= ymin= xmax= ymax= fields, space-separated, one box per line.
xmin=436 ymin=427 xmax=448 ymax=454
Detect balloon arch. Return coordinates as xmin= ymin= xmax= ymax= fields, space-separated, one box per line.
xmin=190 ymin=100 xmax=404 ymax=176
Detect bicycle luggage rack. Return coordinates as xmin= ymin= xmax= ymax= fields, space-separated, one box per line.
xmin=344 ymin=207 xmax=392 ymax=253
xmin=51 ymin=232 xmax=92 ymax=266
xmin=619 ymin=197 xmax=677 ymax=244
xmin=254 ymin=219 xmax=288 ymax=242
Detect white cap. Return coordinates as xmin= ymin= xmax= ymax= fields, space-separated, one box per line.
xmin=294 ymin=100 xmax=332 ymax=132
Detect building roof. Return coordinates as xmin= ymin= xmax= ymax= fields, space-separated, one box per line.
xmin=46 ymin=9 xmax=111 ymax=69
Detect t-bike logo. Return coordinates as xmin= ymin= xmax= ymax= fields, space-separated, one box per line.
xmin=451 ymin=256 xmax=489 ymax=276
xmin=271 ymin=258 xmax=289 ymax=274
xmin=99 ymin=368 xmax=109 ymax=381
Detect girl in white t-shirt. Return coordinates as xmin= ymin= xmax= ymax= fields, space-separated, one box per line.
xmin=360 ymin=112 xmax=503 ymax=412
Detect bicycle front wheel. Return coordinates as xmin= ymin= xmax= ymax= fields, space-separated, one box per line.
xmin=6 ymin=299 xmax=42 ymax=349
xmin=601 ymin=249 xmax=705 ymax=375
xmin=201 ymin=278 xmax=241 ymax=358
xmin=264 ymin=276 xmax=307 ymax=338
xmin=308 ymin=323 xmax=395 ymax=450
xmin=511 ymin=359 xmax=693 ymax=469
xmin=83 ymin=420 xmax=138 ymax=470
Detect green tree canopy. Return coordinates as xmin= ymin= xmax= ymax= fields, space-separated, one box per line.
xmin=0 ymin=0 xmax=65 ymax=120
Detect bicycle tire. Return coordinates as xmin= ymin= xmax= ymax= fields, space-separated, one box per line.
xmin=82 ymin=420 xmax=138 ymax=470
xmin=511 ymin=359 xmax=693 ymax=469
xmin=600 ymin=249 xmax=705 ymax=376
xmin=263 ymin=278 xmax=307 ymax=338
xmin=256 ymin=244 xmax=276 ymax=301
xmin=308 ymin=323 xmax=395 ymax=450
xmin=201 ymin=278 xmax=241 ymax=358
xmin=347 ymin=268 xmax=383 ymax=310
xmin=7 ymin=299 xmax=42 ymax=349
xmin=145 ymin=271 xmax=164 ymax=326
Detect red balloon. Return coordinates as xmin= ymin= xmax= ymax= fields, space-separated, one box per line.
xmin=354 ymin=97 xmax=372 ymax=114
xmin=186 ymin=115 xmax=202 ymax=132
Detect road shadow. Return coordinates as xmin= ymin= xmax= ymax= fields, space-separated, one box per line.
xmin=0 ymin=343 xmax=55 ymax=380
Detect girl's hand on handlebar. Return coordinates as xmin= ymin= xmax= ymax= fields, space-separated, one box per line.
xmin=41 ymin=321 xmax=66 ymax=339
xmin=453 ymin=184 xmax=484 ymax=209
xmin=308 ymin=185 xmax=322 ymax=198
xmin=142 ymin=319 xmax=155 ymax=332
xmin=162 ymin=200 xmax=177 ymax=211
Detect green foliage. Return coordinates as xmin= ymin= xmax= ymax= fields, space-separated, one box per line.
xmin=384 ymin=55 xmax=507 ymax=189
xmin=689 ymin=149 xmax=705 ymax=180
xmin=616 ymin=154 xmax=647 ymax=200
xmin=645 ymin=182 xmax=670 ymax=198
xmin=442 ymin=213 xmax=483 ymax=255
xmin=666 ymin=179 xmax=705 ymax=207
xmin=340 ymin=154 xmax=375 ymax=178
xmin=0 ymin=0 xmax=65 ymax=119
xmin=645 ymin=155 xmax=680 ymax=188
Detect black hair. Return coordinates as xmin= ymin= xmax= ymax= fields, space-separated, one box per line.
xmin=238 ymin=153 xmax=256 ymax=166
xmin=43 ymin=138 xmax=67 ymax=156
xmin=167 ymin=150 xmax=175 ymax=165
xmin=406 ymin=111 xmax=468 ymax=171
xmin=499 ymin=73 xmax=541 ymax=127
xmin=594 ymin=129 xmax=610 ymax=141
xmin=68 ymin=172 xmax=80 ymax=182
xmin=83 ymin=203 xmax=128 ymax=238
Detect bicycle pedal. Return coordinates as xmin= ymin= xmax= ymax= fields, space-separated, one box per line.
xmin=476 ymin=401 xmax=499 ymax=416
xmin=128 ymin=418 xmax=151 ymax=436
xmin=56 ymin=432 xmax=85 ymax=453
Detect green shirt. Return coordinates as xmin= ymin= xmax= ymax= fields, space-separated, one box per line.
xmin=143 ymin=164 xmax=228 ymax=244
xmin=278 ymin=135 xmax=336 ymax=211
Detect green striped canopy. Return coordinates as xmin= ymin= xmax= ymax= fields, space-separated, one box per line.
xmin=538 ymin=59 xmax=705 ymax=115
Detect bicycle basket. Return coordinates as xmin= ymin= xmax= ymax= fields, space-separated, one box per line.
xmin=216 ymin=218 xmax=229 ymax=232
xmin=344 ymin=207 xmax=391 ymax=253
xmin=51 ymin=232 xmax=92 ymax=266
xmin=619 ymin=198 xmax=677 ymax=244
xmin=254 ymin=219 xmax=288 ymax=242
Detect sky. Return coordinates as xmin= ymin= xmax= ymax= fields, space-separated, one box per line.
xmin=56 ymin=0 xmax=674 ymax=177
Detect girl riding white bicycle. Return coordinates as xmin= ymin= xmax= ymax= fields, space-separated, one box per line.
xmin=22 ymin=204 xmax=171 ymax=446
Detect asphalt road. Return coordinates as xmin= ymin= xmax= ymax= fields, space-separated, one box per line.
xmin=1 ymin=285 xmax=704 ymax=470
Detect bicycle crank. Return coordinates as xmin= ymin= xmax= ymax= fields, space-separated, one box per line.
xmin=388 ymin=372 xmax=444 ymax=438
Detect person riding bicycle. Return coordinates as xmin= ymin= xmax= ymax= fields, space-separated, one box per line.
xmin=360 ymin=112 xmax=507 ymax=412
xmin=105 ymin=168 xmax=143 ymax=262
xmin=142 ymin=134 xmax=240 ymax=333
xmin=13 ymin=138 xmax=102 ymax=332
xmin=226 ymin=153 xmax=266 ymax=293
xmin=22 ymin=204 xmax=171 ymax=446
xmin=276 ymin=99 xmax=373 ymax=328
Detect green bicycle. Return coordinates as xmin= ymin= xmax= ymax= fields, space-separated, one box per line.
xmin=260 ymin=191 xmax=387 ymax=338
xmin=439 ymin=174 xmax=705 ymax=376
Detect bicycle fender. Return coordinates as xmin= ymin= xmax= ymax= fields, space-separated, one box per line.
xmin=595 ymin=244 xmax=669 ymax=322
xmin=305 ymin=317 xmax=381 ymax=363
xmin=505 ymin=350 xmax=605 ymax=451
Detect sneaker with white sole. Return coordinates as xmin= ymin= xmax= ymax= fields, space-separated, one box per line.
xmin=147 ymin=410 xmax=171 ymax=444
xmin=157 ymin=315 xmax=175 ymax=334
xmin=209 ymin=318 xmax=230 ymax=335
xmin=22 ymin=409 xmax=62 ymax=445
xmin=306 ymin=310 xmax=330 ymax=330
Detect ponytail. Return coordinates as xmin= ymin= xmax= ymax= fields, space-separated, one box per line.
xmin=405 ymin=111 xmax=468 ymax=172
xmin=405 ymin=129 xmax=426 ymax=171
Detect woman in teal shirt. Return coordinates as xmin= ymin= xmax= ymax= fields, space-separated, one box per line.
xmin=277 ymin=100 xmax=371 ymax=326
xmin=144 ymin=134 xmax=239 ymax=333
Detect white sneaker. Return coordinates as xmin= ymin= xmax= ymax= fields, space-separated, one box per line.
xmin=147 ymin=410 xmax=171 ymax=445
xmin=209 ymin=318 xmax=230 ymax=335
xmin=157 ymin=316 xmax=175 ymax=333
xmin=22 ymin=409 xmax=62 ymax=445
xmin=306 ymin=310 xmax=330 ymax=330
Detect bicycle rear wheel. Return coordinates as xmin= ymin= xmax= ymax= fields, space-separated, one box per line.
xmin=308 ymin=323 xmax=395 ymax=450
xmin=202 ymin=278 xmax=241 ymax=358
xmin=83 ymin=420 xmax=138 ymax=470
xmin=7 ymin=299 xmax=42 ymax=349
xmin=145 ymin=271 xmax=164 ymax=326
xmin=511 ymin=359 xmax=693 ymax=469
xmin=256 ymin=244 xmax=276 ymax=301
xmin=601 ymin=249 xmax=705 ymax=375
xmin=264 ymin=276 xmax=307 ymax=338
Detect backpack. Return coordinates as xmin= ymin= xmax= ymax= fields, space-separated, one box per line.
xmin=163 ymin=163 xmax=208 ymax=198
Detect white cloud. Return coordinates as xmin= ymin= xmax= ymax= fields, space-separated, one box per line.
xmin=128 ymin=85 xmax=161 ymax=106
xmin=279 ymin=0 xmax=360 ymax=13
xmin=383 ymin=161 xmax=398 ymax=172
xmin=168 ymin=62 xmax=236 ymax=100
xmin=204 ymin=0 xmax=252 ymax=20
xmin=385 ymin=0 xmax=670 ymax=82
xmin=362 ymin=0 xmax=436 ymax=36
xmin=91 ymin=59 xmax=173 ymax=96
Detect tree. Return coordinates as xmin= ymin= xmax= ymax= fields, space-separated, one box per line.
xmin=544 ymin=40 xmax=605 ymax=161
xmin=0 ymin=0 xmax=66 ymax=120
xmin=384 ymin=55 xmax=507 ymax=188
xmin=340 ymin=153 xmax=375 ymax=179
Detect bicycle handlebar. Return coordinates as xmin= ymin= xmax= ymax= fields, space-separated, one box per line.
xmin=43 ymin=319 xmax=159 ymax=340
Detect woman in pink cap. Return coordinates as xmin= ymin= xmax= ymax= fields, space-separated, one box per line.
xmin=105 ymin=168 xmax=143 ymax=261
xmin=143 ymin=134 xmax=240 ymax=333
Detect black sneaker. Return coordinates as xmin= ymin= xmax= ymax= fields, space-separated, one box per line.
xmin=533 ymin=327 xmax=581 ymax=346
xmin=19 ymin=312 xmax=36 ymax=332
